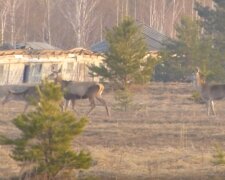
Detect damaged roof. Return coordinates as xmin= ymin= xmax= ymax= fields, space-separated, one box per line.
xmin=16 ymin=42 xmax=60 ymax=50
xmin=91 ymin=23 xmax=169 ymax=53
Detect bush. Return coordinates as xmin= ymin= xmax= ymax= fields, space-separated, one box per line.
xmin=113 ymin=89 xmax=133 ymax=111
xmin=190 ymin=90 xmax=203 ymax=104
xmin=212 ymin=145 xmax=225 ymax=165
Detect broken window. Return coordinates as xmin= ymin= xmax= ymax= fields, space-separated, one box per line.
xmin=0 ymin=65 xmax=4 ymax=82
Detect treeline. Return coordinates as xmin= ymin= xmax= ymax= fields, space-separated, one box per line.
xmin=0 ymin=0 xmax=213 ymax=49
xmin=156 ymin=0 xmax=225 ymax=82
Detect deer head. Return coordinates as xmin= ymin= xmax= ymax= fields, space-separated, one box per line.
xmin=195 ymin=67 xmax=206 ymax=86
xmin=48 ymin=65 xmax=63 ymax=84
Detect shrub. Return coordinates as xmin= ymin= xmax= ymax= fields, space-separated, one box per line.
xmin=190 ymin=90 xmax=203 ymax=104
xmin=212 ymin=145 xmax=225 ymax=165
xmin=113 ymin=89 xmax=133 ymax=111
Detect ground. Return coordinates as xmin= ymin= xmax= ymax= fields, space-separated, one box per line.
xmin=1 ymin=82 xmax=225 ymax=180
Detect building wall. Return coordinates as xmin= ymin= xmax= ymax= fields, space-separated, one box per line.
xmin=0 ymin=50 xmax=104 ymax=85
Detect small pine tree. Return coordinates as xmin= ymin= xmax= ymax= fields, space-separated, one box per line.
xmin=0 ymin=81 xmax=92 ymax=179
xmin=113 ymin=89 xmax=133 ymax=111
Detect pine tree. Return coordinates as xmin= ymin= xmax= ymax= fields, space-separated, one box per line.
xmin=89 ymin=18 xmax=158 ymax=89
xmin=0 ymin=81 xmax=92 ymax=179
xmin=156 ymin=16 xmax=220 ymax=81
xmin=196 ymin=0 xmax=225 ymax=53
xmin=195 ymin=0 xmax=225 ymax=81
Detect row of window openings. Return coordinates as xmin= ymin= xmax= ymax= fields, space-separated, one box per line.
xmin=0 ymin=63 xmax=75 ymax=74
xmin=0 ymin=63 xmax=85 ymax=82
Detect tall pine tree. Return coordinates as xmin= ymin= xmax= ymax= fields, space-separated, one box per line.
xmin=196 ymin=0 xmax=225 ymax=53
xmin=156 ymin=16 xmax=221 ymax=81
xmin=89 ymin=18 xmax=157 ymax=89
xmin=195 ymin=0 xmax=225 ymax=81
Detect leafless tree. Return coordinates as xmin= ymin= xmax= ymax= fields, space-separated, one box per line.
xmin=57 ymin=0 xmax=99 ymax=47
xmin=5 ymin=0 xmax=24 ymax=46
xmin=0 ymin=1 xmax=9 ymax=44
xmin=0 ymin=0 xmax=215 ymax=49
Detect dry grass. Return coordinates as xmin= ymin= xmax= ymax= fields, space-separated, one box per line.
xmin=1 ymin=82 xmax=225 ymax=179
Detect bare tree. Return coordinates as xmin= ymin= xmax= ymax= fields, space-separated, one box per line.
xmin=39 ymin=0 xmax=54 ymax=44
xmin=5 ymin=0 xmax=23 ymax=46
xmin=0 ymin=0 xmax=214 ymax=49
xmin=57 ymin=0 xmax=99 ymax=47
xmin=0 ymin=1 xmax=9 ymax=44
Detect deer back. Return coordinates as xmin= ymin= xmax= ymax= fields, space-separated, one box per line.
xmin=1 ymin=84 xmax=40 ymax=104
xmin=208 ymin=84 xmax=225 ymax=100
xmin=62 ymin=81 xmax=100 ymax=99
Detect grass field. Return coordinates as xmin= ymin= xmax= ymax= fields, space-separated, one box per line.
xmin=1 ymin=82 xmax=225 ymax=179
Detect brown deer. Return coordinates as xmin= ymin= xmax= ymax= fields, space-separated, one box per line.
xmin=49 ymin=67 xmax=110 ymax=116
xmin=194 ymin=67 xmax=225 ymax=115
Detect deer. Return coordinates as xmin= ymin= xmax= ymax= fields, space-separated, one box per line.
xmin=1 ymin=84 xmax=40 ymax=113
xmin=193 ymin=67 xmax=225 ymax=115
xmin=48 ymin=66 xmax=110 ymax=116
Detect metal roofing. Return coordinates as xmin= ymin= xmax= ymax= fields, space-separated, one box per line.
xmin=91 ymin=24 xmax=169 ymax=53
xmin=16 ymin=42 xmax=60 ymax=50
xmin=141 ymin=23 xmax=169 ymax=51
xmin=0 ymin=43 xmax=14 ymax=50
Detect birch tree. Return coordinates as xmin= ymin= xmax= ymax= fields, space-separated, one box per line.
xmin=40 ymin=0 xmax=54 ymax=44
xmin=0 ymin=1 xmax=9 ymax=44
xmin=57 ymin=0 xmax=99 ymax=47
xmin=6 ymin=0 xmax=23 ymax=46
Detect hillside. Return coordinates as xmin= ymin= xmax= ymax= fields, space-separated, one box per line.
xmin=1 ymin=82 xmax=225 ymax=179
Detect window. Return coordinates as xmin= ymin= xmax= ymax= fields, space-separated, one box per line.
xmin=0 ymin=65 xmax=4 ymax=82
xmin=23 ymin=65 xmax=30 ymax=83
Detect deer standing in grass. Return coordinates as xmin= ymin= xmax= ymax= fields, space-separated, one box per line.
xmin=49 ymin=67 xmax=110 ymax=116
xmin=1 ymin=85 xmax=39 ymax=113
xmin=194 ymin=67 xmax=225 ymax=115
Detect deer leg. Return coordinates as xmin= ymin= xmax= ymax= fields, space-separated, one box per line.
xmin=23 ymin=102 xmax=29 ymax=113
xmin=59 ymin=99 xmax=65 ymax=112
xmin=211 ymin=100 xmax=216 ymax=115
xmin=87 ymin=97 xmax=96 ymax=115
xmin=2 ymin=93 xmax=11 ymax=106
xmin=206 ymin=101 xmax=211 ymax=116
xmin=63 ymin=99 xmax=70 ymax=112
xmin=96 ymin=96 xmax=110 ymax=116
xmin=71 ymin=100 xmax=79 ymax=114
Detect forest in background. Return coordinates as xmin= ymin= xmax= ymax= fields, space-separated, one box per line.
xmin=0 ymin=0 xmax=213 ymax=50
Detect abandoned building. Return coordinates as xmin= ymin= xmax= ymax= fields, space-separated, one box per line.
xmin=0 ymin=42 xmax=104 ymax=85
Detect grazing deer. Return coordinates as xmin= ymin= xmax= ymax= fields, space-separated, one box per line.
xmin=49 ymin=67 xmax=110 ymax=116
xmin=1 ymin=85 xmax=39 ymax=113
xmin=194 ymin=67 xmax=225 ymax=115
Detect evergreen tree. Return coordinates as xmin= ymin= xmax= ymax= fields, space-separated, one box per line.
xmin=0 ymin=81 xmax=92 ymax=179
xmin=89 ymin=18 xmax=158 ymax=89
xmin=156 ymin=16 xmax=220 ymax=81
xmin=196 ymin=0 xmax=225 ymax=53
xmin=195 ymin=0 xmax=225 ymax=81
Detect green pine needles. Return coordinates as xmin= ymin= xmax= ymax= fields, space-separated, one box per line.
xmin=89 ymin=17 xmax=158 ymax=89
xmin=0 ymin=80 xmax=92 ymax=179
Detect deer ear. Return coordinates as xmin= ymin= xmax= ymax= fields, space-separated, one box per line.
xmin=195 ymin=66 xmax=200 ymax=73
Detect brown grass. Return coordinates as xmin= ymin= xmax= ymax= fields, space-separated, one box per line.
xmin=1 ymin=82 xmax=225 ymax=180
